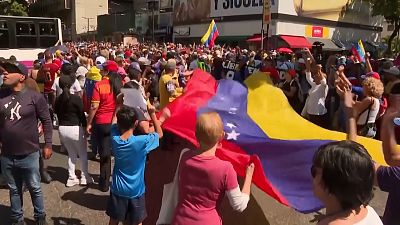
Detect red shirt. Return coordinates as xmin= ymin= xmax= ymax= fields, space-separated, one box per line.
xmin=172 ymin=151 xmax=238 ymax=225
xmin=53 ymin=58 xmax=62 ymax=68
xmin=91 ymin=78 xmax=116 ymax=124
xmin=42 ymin=62 xmax=60 ymax=93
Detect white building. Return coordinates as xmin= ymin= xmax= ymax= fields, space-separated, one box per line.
xmin=173 ymin=0 xmax=383 ymax=50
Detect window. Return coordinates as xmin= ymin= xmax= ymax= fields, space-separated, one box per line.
xmin=16 ymin=22 xmax=37 ymax=48
xmin=0 ymin=21 xmax=9 ymax=48
xmin=39 ymin=23 xmax=56 ymax=36
xmin=16 ymin=22 xmax=36 ymax=36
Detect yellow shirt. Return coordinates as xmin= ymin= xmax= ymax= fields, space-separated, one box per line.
xmin=159 ymin=73 xmax=182 ymax=109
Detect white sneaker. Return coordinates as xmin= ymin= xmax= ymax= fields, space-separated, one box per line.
xmin=66 ymin=177 xmax=80 ymax=187
xmin=80 ymin=176 xmax=94 ymax=186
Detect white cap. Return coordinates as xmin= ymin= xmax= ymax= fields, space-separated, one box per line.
xmin=138 ymin=57 xmax=151 ymax=66
xmin=95 ymin=56 xmax=106 ymax=70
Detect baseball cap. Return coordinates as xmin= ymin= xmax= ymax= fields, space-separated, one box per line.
xmin=95 ymin=56 xmax=106 ymax=70
xmin=0 ymin=60 xmax=28 ymax=76
xmin=365 ymin=72 xmax=381 ymax=80
xmin=166 ymin=59 xmax=177 ymax=70
xmin=103 ymin=60 xmax=118 ymax=72
xmin=383 ymin=66 xmax=400 ymax=76
xmin=55 ymin=50 xmax=65 ymax=57
xmin=138 ymin=57 xmax=151 ymax=66
xmin=129 ymin=62 xmax=142 ymax=73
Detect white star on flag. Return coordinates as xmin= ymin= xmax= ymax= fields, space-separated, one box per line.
xmin=226 ymin=130 xmax=240 ymax=141
xmin=226 ymin=123 xmax=236 ymax=129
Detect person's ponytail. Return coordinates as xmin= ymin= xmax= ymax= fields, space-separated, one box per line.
xmin=58 ymin=75 xmax=73 ymax=107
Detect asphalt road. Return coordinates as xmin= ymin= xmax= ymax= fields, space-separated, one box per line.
xmin=0 ymin=130 xmax=389 ymax=225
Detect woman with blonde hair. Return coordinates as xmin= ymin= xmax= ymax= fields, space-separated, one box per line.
xmin=353 ymin=77 xmax=384 ymax=138
xmin=172 ymin=112 xmax=255 ymax=225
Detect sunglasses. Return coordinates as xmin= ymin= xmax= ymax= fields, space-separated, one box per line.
xmin=311 ymin=165 xmax=317 ymax=178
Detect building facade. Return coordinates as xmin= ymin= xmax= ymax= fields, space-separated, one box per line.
xmin=173 ymin=0 xmax=383 ymax=50
xmin=30 ymin=0 xmax=108 ymax=41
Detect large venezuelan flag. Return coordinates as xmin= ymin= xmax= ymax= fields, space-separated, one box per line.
xmin=201 ymin=20 xmax=219 ymax=48
xmin=162 ymin=69 xmax=387 ymax=213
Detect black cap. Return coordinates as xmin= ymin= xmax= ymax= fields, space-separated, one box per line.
xmin=0 ymin=59 xmax=28 ymax=76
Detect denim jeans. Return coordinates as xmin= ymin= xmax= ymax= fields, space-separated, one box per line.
xmin=1 ymin=151 xmax=45 ymax=222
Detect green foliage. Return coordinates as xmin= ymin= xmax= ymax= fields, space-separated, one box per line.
xmin=368 ymin=0 xmax=400 ymax=55
xmin=0 ymin=0 xmax=28 ymax=16
xmin=370 ymin=0 xmax=400 ymax=23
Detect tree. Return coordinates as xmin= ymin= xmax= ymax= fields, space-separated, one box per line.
xmin=369 ymin=0 xmax=400 ymax=56
xmin=0 ymin=0 xmax=28 ymax=16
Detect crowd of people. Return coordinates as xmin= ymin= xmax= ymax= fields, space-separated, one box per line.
xmin=0 ymin=40 xmax=399 ymax=225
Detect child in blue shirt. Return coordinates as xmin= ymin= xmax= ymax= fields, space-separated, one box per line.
xmin=106 ymin=105 xmax=163 ymax=225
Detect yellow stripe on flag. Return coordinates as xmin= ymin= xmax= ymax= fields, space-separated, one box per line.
xmin=244 ymin=72 xmax=387 ymax=166
xmin=201 ymin=20 xmax=216 ymax=44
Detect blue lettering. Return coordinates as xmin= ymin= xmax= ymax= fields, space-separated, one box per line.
xmin=243 ymin=0 xmax=251 ymax=7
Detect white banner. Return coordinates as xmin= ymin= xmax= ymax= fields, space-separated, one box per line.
xmin=211 ymin=0 xmax=264 ymax=17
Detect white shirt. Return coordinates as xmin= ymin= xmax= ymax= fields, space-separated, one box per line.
xmin=357 ymin=98 xmax=380 ymax=125
xmin=354 ymin=206 xmax=383 ymax=225
xmin=303 ymin=72 xmax=328 ymax=115
xmin=75 ymin=66 xmax=88 ymax=77
xmin=51 ymin=77 xmax=82 ymax=97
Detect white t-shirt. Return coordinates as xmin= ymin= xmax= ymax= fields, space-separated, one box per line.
xmin=76 ymin=66 xmax=88 ymax=77
xmin=354 ymin=206 xmax=383 ymax=225
xmin=51 ymin=77 xmax=82 ymax=97
xmin=357 ymin=98 xmax=380 ymax=125
xmin=303 ymin=72 xmax=328 ymax=116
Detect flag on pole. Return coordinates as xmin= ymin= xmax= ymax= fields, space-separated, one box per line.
xmin=351 ymin=40 xmax=366 ymax=63
xmin=201 ymin=20 xmax=219 ymax=48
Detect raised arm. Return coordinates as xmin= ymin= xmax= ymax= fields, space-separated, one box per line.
xmin=381 ymin=111 xmax=400 ymax=166
xmin=148 ymin=104 xmax=163 ymax=138
xmin=365 ymin=52 xmax=373 ymax=73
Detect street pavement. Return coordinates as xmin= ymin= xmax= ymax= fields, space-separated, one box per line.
xmin=0 ymin=130 xmax=389 ymax=225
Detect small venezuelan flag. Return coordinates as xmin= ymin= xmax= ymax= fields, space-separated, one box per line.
xmin=201 ymin=19 xmax=219 ymax=48
xmin=352 ymin=40 xmax=366 ymax=63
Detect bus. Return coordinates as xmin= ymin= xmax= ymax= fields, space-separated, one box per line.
xmin=0 ymin=15 xmax=63 ymax=67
